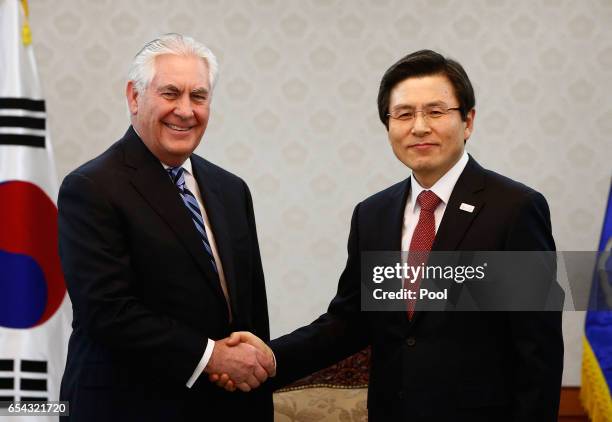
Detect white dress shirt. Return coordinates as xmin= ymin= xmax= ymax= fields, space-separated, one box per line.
xmin=162 ymin=158 xmax=231 ymax=388
xmin=401 ymin=152 xmax=469 ymax=251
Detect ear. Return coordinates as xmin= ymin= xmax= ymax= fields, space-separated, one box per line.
xmin=463 ymin=108 xmax=476 ymax=142
xmin=126 ymin=81 xmax=139 ymax=115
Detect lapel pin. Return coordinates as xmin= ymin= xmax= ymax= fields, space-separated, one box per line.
xmin=459 ymin=203 xmax=475 ymax=213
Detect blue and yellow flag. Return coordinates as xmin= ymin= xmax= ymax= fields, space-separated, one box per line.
xmin=581 ymin=181 xmax=612 ymax=422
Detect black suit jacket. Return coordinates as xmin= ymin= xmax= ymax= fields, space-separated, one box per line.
xmin=271 ymin=156 xmax=563 ymax=422
xmin=58 ymin=127 xmax=273 ymax=421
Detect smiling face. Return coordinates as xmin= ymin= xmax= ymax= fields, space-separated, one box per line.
xmin=126 ymin=54 xmax=211 ymax=166
xmin=387 ymin=74 xmax=475 ymax=188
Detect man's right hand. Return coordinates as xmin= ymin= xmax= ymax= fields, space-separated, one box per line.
xmin=207 ymin=331 xmax=275 ymax=392
xmin=204 ymin=336 xmax=272 ymax=392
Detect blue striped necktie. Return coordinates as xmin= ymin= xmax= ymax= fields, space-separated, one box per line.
xmin=167 ymin=166 xmax=218 ymax=273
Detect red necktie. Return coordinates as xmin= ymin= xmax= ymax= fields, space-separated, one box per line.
xmin=406 ymin=190 xmax=441 ymax=319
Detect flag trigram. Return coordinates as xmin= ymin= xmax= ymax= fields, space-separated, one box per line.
xmin=0 ymin=98 xmax=46 ymax=148
xmin=0 ymin=358 xmax=48 ymax=405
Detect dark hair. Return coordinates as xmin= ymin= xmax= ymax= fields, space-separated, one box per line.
xmin=377 ymin=49 xmax=475 ymax=129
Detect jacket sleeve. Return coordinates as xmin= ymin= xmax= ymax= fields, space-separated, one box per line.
xmin=58 ymin=172 xmax=208 ymax=385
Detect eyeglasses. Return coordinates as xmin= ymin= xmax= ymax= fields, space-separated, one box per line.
xmin=387 ymin=105 xmax=461 ymax=122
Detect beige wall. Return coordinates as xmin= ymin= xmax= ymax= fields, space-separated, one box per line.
xmin=29 ymin=0 xmax=612 ymax=385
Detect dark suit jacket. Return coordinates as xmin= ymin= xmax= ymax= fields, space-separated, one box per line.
xmin=58 ymin=127 xmax=273 ymax=421
xmin=271 ymin=156 xmax=563 ymax=422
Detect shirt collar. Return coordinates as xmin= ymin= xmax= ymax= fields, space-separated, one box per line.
xmin=408 ymin=151 xmax=469 ymax=212
xmin=161 ymin=157 xmax=193 ymax=176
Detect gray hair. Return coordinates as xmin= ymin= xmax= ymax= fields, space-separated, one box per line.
xmin=128 ymin=33 xmax=218 ymax=95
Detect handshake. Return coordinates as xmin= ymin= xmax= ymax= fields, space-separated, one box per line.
xmin=204 ymin=332 xmax=275 ymax=392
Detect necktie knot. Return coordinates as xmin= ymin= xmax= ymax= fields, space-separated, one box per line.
xmin=417 ymin=190 xmax=441 ymax=212
xmin=168 ymin=167 xmax=185 ymax=190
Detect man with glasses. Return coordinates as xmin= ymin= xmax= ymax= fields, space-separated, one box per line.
xmin=215 ymin=49 xmax=563 ymax=421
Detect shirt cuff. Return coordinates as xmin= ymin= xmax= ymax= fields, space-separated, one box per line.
xmin=186 ymin=338 xmax=215 ymax=388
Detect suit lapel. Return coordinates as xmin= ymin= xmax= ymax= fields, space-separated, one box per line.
xmin=122 ymin=127 xmax=227 ymax=303
xmin=372 ymin=179 xmax=413 ymax=332
xmin=432 ymin=156 xmax=486 ymax=252
xmin=409 ymin=156 xmax=486 ymax=325
xmin=379 ymin=179 xmax=411 ymax=252
xmin=191 ymin=156 xmax=240 ymax=319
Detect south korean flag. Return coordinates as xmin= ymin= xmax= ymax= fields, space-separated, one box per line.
xmin=0 ymin=1 xmax=71 ymax=421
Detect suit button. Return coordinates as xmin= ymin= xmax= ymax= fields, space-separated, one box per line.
xmin=397 ymin=391 xmax=405 ymax=399
xmin=406 ymin=336 xmax=416 ymax=347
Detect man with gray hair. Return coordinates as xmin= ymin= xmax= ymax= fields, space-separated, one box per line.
xmin=58 ymin=33 xmax=274 ymax=421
